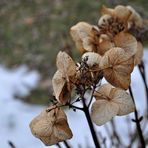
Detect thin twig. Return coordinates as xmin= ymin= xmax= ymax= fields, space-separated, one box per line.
xmin=69 ymin=104 xmax=83 ymax=111
xmin=129 ymin=86 xmax=146 ymax=147
xmin=56 ymin=143 xmax=62 ymax=148
xmin=63 ymin=141 xmax=71 ymax=148
xmin=138 ymin=61 xmax=148 ymax=115
xmin=88 ymin=85 xmax=96 ymax=108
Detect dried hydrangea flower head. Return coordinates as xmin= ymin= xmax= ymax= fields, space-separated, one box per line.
xmin=91 ymin=84 xmax=135 ymax=126
xmin=70 ymin=17 xmax=138 ymax=60
xmin=99 ymin=5 xmax=143 ymax=35
xmin=52 ymin=51 xmax=76 ymax=104
xmin=98 ymin=5 xmax=131 ymax=37
xmin=30 ymin=106 xmax=73 ymax=146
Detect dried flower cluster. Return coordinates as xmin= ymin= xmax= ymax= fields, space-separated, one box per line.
xmin=30 ymin=5 xmax=144 ymax=146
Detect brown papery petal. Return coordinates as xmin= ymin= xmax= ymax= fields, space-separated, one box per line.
xmin=94 ymin=83 xmax=113 ymax=100
xmin=114 ymin=5 xmax=131 ymax=21
xmin=70 ymin=22 xmax=94 ymax=53
xmin=56 ymin=51 xmax=76 ymax=77
xmin=111 ymin=88 xmax=135 ymax=115
xmin=91 ymin=99 xmax=119 ymax=126
xmin=30 ymin=108 xmax=72 ymax=146
xmin=52 ymin=70 xmax=70 ymax=104
xmin=54 ymin=119 xmax=73 ymax=140
xmin=83 ymin=37 xmax=95 ymax=52
xmin=30 ymin=109 xmax=54 ymax=137
xmin=100 ymin=48 xmax=134 ymax=89
xmin=29 ymin=107 xmax=65 ymax=138
xmin=98 ymin=14 xmax=112 ymax=27
xmin=98 ymin=35 xmax=114 ymax=55
xmin=134 ymin=42 xmax=143 ymax=65
xmin=126 ymin=6 xmax=143 ymax=28
xmin=114 ymin=32 xmax=137 ymax=57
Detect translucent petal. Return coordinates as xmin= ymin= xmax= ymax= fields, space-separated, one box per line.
xmin=111 ymin=88 xmax=135 ymax=115
xmin=91 ymin=100 xmax=119 ymax=126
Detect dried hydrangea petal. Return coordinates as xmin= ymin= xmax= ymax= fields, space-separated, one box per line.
xmin=91 ymin=84 xmax=135 ymax=125
xmin=30 ymin=107 xmax=73 ymax=146
xmin=94 ymin=83 xmax=113 ymax=99
xmin=52 ymin=70 xmax=67 ymax=104
xmin=100 ymin=47 xmax=134 ymax=89
xmin=56 ymin=51 xmax=76 ymax=77
xmin=114 ymin=32 xmax=137 ymax=57
xmin=114 ymin=5 xmax=131 ymax=21
xmin=126 ymin=6 xmax=143 ymax=28
xmin=98 ymin=34 xmax=115 ymax=55
xmin=70 ymin=22 xmax=94 ymax=53
xmin=110 ymin=88 xmax=135 ymax=115
xmin=91 ymin=99 xmax=119 ymax=126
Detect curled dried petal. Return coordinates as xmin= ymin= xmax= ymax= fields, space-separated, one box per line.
xmin=52 ymin=70 xmax=72 ymax=104
xmin=70 ymin=22 xmax=94 ymax=53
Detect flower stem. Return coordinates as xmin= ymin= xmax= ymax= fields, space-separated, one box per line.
xmin=129 ymin=86 xmax=146 ymax=147
xmin=63 ymin=141 xmax=71 ymax=148
xmin=82 ymin=97 xmax=101 ymax=148
xmin=138 ymin=61 xmax=148 ymax=115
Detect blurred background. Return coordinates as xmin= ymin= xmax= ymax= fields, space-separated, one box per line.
xmin=0 ymin=0 xmax=148 ymax=148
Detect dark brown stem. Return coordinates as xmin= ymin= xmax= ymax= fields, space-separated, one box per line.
xmin=138 ymin=61 xmax=148 ymax=115
xmin=129 ymin=86 xmax=146 ymax=148
xmin=88 ymin=85 xmax=96 ymax=108
xmin=82 ymin=97 xmax=101 ymax=148
xmin=56 ymin=143 xmax=62 ymax=148
xmin=69 ymin=104 xmax=83 ymax=111
xmin=63 ymin=141 xmax=71 ymax=148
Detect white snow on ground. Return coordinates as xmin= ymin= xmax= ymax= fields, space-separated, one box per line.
xmin=0 ymin=51 xmax=148 ymax=148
